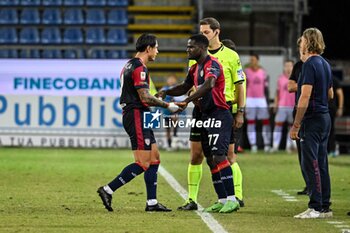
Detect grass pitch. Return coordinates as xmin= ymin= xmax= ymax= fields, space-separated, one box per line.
xmin=0 ymin=148 xmax=349 ymax=233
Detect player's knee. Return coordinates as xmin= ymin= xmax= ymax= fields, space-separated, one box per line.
xmin=191 ymin=153 xmax=204 ymax=165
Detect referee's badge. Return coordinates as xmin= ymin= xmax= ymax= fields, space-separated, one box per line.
xmin=140 ymin=72 xmax=146 ymax=80
xmin=145 ymin=138 xmax=150 ymax=146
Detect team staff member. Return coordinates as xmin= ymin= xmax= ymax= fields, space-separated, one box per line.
xmin=161 ymin=34 xmax=240 ymax=213
xmin=290 ymin=28 xmax=333 ymax=219
xmin=176 ymin=18 xmax=246 ymax=211
xmin=97 ymin=34 xmax=180 ymax=212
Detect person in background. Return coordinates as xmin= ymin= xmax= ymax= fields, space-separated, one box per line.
xmin=271 ymin=60 xmax=296 ymax=153
xmin=288 ymin=57 xmax=309 ymax=196
xmin=221 ymin=38 xmax=246 ymax=206
xmin=290 ymin=28 xmax=333 ymax=219
xmin=327 ymin=74 xmax=344 ymax=157
xmin=244 ymin=54 xmax=271 ymax=153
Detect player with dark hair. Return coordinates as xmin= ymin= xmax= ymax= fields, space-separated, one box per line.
xmin=174 ymin=18 xmax=246 ymax=211
xmin=97 ymin=33 xmax=180 ymax=212
xmin=159 ymin=34 xmax=240 ymax=213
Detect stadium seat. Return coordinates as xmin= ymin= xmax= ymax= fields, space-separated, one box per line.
xmin=107 ymin=0 xmax=128 ymax=6
xmin=107 ymin=9 xmax=128 ymax=25
xmin=42 ymin=49 xmax=62 ymax=58
xmin=63 ymin=49 xmax=85 ymax=58
xmin=19 ymin=27 xmax=40 ymax=44
xmin=42 ymin=8 xmax=62 ymax=24
xmin=63 ymin=28 xmax=83 ymax=43
xmin=119 ymin=49 xmax=127 ymax=58
xmin=41 ymin=27 xmax=62 ymax=44
xmin=86 ymin=9 xmax=106 ymax=25
xmin=20 ymin=0 xmax=41 ymax=5
xmin=107 ymin=29 xmax=127 ymax=44
xmin=0 ymin=0 xmax=20 ymax=5
xmin=20 ymin=49 xmax=40 ymax=58
xmin=86 ymin=28 xmax=106 ymax=44
xmin=90 ymin=50 xmax=106 ymax=59
xmin=0 ymin=28 xmax=18 ymax=44
xmin=86 ymin=0 xmax=106 ymax=6
xmin=0 ymin=9 xmax=19 ymax=24
xmin=0 ymin=50 xmax=18 ymax=58
xmin=63 ymin=0 xmax=84 ymax=6
xmin=20 ymin=8 xmax=40 ymax=24
xmin=64 ymin=8 xmax=84 ymax=24
xmin=42 ymin=0 xmax=62 ymax=5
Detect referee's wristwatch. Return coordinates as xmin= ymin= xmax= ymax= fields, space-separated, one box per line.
xmin=237 ymin=107 xmax=245 ymax=113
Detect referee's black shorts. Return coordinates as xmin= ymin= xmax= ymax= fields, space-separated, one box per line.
xmin=123 ymin=108 xmax=156 ymax=150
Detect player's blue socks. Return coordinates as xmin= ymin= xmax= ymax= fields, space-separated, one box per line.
xmin=220 ymin=163 xmax=235 ymax=196
xmin=211 ymin=169 xmax=227 ymax=200
xmin=108 ymin=162 xmax=145 ymax=192
xmin=144 ymin=161 xmax=160 ymax=200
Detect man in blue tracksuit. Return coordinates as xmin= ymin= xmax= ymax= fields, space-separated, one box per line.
xmin=290 ymin=28 xmax=333 ymax=219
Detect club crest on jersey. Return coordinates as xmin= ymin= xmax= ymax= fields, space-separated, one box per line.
xmin=145 ymin=138 xmax=150 ymax=146
xmin=140 ymin=72 xmax=146 ymax=80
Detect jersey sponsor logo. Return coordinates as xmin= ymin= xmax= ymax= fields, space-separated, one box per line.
xmin=140 ymin=72 xmax=146 ymax=80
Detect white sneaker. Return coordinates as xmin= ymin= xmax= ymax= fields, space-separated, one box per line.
xmin=294 ymin=208 xmax=321 ymax=219
xmin=319 ymin=210 xmax=333 ymax=218
xmin=251 ymin=145 xmax=258 ymax=153
xmin=264 ymin=145 xmax=271 ymax=153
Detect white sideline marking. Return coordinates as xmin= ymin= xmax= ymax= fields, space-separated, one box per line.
xmin=271 ymin=189 xmax=298 ymax=202
xmin=159 ymin=165 xmax=228 ymax=233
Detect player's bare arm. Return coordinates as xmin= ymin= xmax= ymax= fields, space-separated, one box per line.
xmin=288 ymin=80 xmax=297 ymax=92
xmin=137 ymin=88 xmax=169 ymax=108
xmin=184 ymin=77 xmax=215 ymax=104
xmin=158 ymin=82 xmax=193 ymax=99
